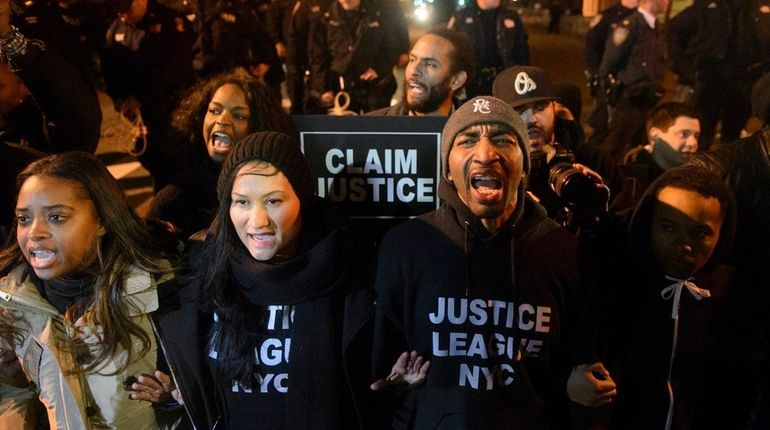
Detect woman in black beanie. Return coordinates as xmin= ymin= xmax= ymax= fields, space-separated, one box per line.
xmin=153 ymin=131 xmax=377 ymax=429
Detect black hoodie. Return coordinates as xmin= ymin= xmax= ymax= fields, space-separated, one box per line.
xmin=373 ymin=178 xmax=583 ymax=429
xmin=579 ymin=166 xmax=756 ymax=429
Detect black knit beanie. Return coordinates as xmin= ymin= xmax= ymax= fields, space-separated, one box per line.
xmin=441 ymin=96 xmax=530 ymax=180
xmin=217 ymin=131 xmax=314 ymax=201
xmin=752 ymin=73 xmax=770 ymax=124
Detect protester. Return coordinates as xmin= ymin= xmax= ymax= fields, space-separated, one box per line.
xmin=373 ymin=96 xmax=583 ymax=429
xmin=153 ymin=132 xmax=376 ymax=429
xmin=569 ymin=165 xmax=747 ymax=429
xmin=369 ymin=28 xmax=474 ymax=116
xmin=0 ymin=152 xmax=179 ymax=428
xmin=147 ymin=70 xmax=295 ymax=238
xmin=688 ymin=74 xmax=770 ymax=427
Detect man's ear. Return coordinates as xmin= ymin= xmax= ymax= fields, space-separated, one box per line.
xmin=649 ymin=126 xmax=661 ymax=140
xmin=450 ymin=71 xmax=468 ymax=91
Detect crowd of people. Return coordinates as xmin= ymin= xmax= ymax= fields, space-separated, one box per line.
xmin=0 ymin=0 xmax=769 ymax=429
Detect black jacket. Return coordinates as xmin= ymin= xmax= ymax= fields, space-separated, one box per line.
xmin=583 ymin=3 xmax=636 ymax=77
xmin=0 ymin=41 xmax=101 ymax=240
xmin=155 ymin=198 xmax=376 ymax=429
xmin=599 ymin=10 xmax=664 ymax=94
xmin=309 ymin=0 xmax=400 ymax=97
xmin=449 ymin=0 xmax=529 ymax=97
xmin=688 ymin=125 xmax=770 ymax=266
xmin=373 ymin=179 xmax=583 ymax=429
xmin=667 ymin=0 xmax=770 ymax=84
xmin=102 ymin=0 xmax=194 ymax=121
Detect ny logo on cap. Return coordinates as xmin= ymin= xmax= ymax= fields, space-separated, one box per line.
xmin=472 ymin=98 xmax=491 ymax=114
xmin=514 ymin=72 xmax=537 ymax=95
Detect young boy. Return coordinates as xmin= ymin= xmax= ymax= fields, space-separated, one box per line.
xmin=569 ymin=165 xmax=745 ymax=429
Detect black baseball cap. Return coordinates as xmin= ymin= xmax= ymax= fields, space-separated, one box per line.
xmin=493 ymin=66 xmax=560 ymax=109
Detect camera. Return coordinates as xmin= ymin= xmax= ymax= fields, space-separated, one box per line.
xmin=528 ymin=149 xmax=596 ymax=206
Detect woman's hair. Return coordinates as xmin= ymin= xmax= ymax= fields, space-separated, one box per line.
xmin=628 ymin=164 xmax=737 ymax=274
xmin=171 ymin=69 xmax=296 ymax=146
xmin=0 ymin=152 xmax=170 ymax=374
xmin=199 ymin=132 xmax=313 ymax=385
xmin=167 ymin=69 xmax=297 ymax=189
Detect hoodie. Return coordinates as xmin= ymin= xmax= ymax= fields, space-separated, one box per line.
xmin=581 ymin=166 xmax=753 ymax=429
xmin=373 ymin=177 xmax=582 ymax=429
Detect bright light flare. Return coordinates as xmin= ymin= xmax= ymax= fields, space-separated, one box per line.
xmin=415 ymin=4 xmax=430 ymax=22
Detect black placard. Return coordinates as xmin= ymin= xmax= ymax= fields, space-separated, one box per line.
xmin=295 ymin=115 xmax=447 ymax=220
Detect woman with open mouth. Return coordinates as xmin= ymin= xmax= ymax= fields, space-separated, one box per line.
xmin=147 ymin=70 xmax=295 ymax=239
xmin=0 ymin=151 xmax=180 ymax=428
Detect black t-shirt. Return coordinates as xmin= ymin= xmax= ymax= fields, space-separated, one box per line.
xmin=209 ymin=305 xmax=294 ymax=429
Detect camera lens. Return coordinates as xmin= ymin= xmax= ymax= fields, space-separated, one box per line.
xmin=549 ymin=163 xmax=595 ymax=206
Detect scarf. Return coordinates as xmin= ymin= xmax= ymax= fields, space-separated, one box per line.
xmin=225 ymin=226 xmax=355 ymax=430
xmin=35 ymin=271 xmax=94 ymax=318
xmin=650 ymin=137 xmax=686 ymax=171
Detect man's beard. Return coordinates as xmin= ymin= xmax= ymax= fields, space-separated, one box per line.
xmin=405 ymin=77 xmax=453 ymax=114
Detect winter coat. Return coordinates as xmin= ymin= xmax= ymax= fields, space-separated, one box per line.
xmin=0 ymin=262 xmax=177 ymax=429
xmin=448 ymin=0 xmax=529 ymax=97
xmin=599 ymin=9 xmax=664 ymax=108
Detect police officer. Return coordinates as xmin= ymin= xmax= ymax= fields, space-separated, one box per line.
xmin=194 ymin=0 xmax=284 ymax=97
xmin=583 ymin=0 xmax=638 ymax=136
xmin=102 ymin=0 xmax=195 ymax=191
xmin=448 ymin=0 xmax=529 ymax=98
xmin=597 ymin=0 xmax=668 ymax=161
xmin=309 ymin=0 xmax=401 ymax=113
xmin=668 ymin=0 xmax=770 ymax=150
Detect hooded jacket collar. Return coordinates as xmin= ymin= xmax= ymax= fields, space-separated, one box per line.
xmin=435 ymin=177 xmax=552 ymax=248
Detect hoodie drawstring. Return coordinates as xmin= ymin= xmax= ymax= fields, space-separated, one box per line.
xmin=660 ymin=275 xmax=710 ymax=430
xmin=464 ymin=221 xmax=470 ymax=297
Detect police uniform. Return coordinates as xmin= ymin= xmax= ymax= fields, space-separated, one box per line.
xmin=309 ymin=0 xmax=401 ymax=113
xmin=597 ymin=10 xmax=664 ymax=161
xmin=102 ymin=0 xmax=195 ymax=190
xmin=583 ymin=2 xmax=636 ymax=133
xmin=268 ymin=0 xmax=304 ymax=113
xmin=194 ymin=0 xmax=284 ymax=96
xmin=290 ymin=0 xmax=333 ymax=113
xmin=668 ymin=0 xmax=770 ymax=150
xmin=448 ymin=0 xmax=529 ymax=98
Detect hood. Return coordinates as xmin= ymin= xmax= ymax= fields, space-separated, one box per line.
xmin=627 ymin=165 xmax=737 ymax=277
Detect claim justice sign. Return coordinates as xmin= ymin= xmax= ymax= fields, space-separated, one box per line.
xmin=295 ymin=116 xmax=446 ymax=219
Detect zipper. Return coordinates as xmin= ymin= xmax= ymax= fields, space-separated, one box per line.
xmin=0 ymin=288 xmax=94 ymax=429
xmin=0 ymin=289 xmax=62 ymax=320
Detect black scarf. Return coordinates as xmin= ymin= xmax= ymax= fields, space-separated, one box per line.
xmin=34 ymin=271 xmax=93 ymax=318
xmin=225 ymin=226 xmax=354 ymax=430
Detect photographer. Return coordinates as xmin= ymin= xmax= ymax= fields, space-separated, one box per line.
xmin=493 ymin=66 xmax=614 ymax=233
